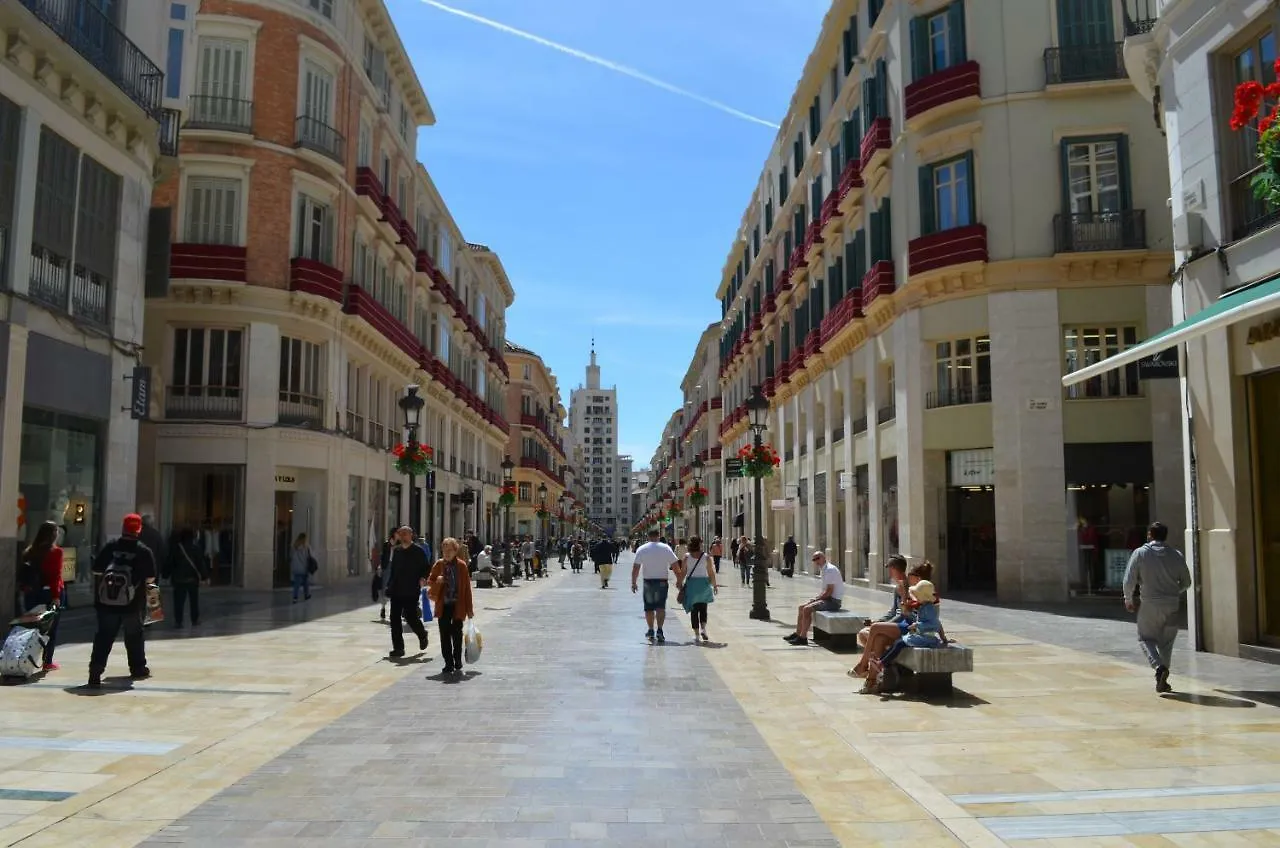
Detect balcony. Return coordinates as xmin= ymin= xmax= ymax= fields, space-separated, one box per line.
xmin=820 ymin=192 xmax=842 ymax=237
xmin=803 ymin=220 xmax=822 ymax=262
xmin=1053 ymin=210 xmax=1147 ymax=253
xmin=398 ymin=219 xmax=417 ymax=253
xmin=925 ymin=383 xmax=992 ymax=410
xmin=165 ymin=386 xmax=242 ymax=421
xmin=18 ymin=0 xmax=163 ymax=118
xmin=294 ymin=115 xmax=345 ymax=164
xmin=1123 ymin=0 xmax=1157 ymax=36
xmin=861 ymin=260 xmax=896 ymax=308
xmin=904 ymin=60 xmax=981 ymax=127
xmin=28 ymin=244 xmax=105 ymax=326
xmin=908 ymin=223 xmax=988 ymax=276
xmin=415 ymin=249 xmax=436 ymax=275
xmin=345 ymin=286 xmax=422 ymax=361
xmin=1044 ymin=43 xmax=1126 ymax=86
xmin=279 ymin=392 xmax=323 ymax=428
xmin=186 ymin=96 xmax=253 ymax=134
xmin=1230 ymin=169 xmax=1280 ymax=241
xmin=355 ymin=166 xmax=385 ymax=210
xmin=804 ymin=328 xmax=822 ymax=358
xmin=860 ymin=117 xmax=892 ymax=179
xmin=877 ymin=404 xmax=896 ymax=425
xmin=70 ymin=269 xmax=109 ymax=327
xmin=852 ymin=416 xmax=868 ymax=435
xmin=158 ymin=108 xmax=180 ymax=156
xmin=820 ymin=288 xmax=863 ymax=344
xmin=288 ymin=256 xmax=343 ymax=302
xmin=171 ymin=243 xmax=247 ymax=282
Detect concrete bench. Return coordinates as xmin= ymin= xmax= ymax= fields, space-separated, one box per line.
xmin=812 ymin=610 xmax=868 ymax=649
xmin=881 ymin=644 xmax=974 ymax=696
xmin=474 ymin=570 xmax=495 ymax=589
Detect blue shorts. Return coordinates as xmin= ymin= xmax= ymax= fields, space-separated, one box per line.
xmin=815 ymin=597 xmax=842 ymax=612
xmin=643 ymin=579 xmax=669 ymax=611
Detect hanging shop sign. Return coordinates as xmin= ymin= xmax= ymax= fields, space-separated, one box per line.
xmin=1137 ymin=347 xmax=1179 ymax=380
xmin=949 ymin=449 xmax=994 ymax=487
xmin=770 ymin=498 xmax=796 ymax=511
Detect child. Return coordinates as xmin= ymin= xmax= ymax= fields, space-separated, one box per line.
xmin=867 ymin=575 xmax=947 ymax=692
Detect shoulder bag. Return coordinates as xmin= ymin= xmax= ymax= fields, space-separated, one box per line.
xmin=677 ymin=554 xmax=704 ymax=605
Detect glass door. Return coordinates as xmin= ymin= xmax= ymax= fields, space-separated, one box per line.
xmin=1251 ymin=371 xmax=1280 ymax=643
xmin=273 ymin=491 xmax=294 ymax=588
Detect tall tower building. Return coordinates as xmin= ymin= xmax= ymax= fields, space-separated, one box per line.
xmin=569 ymin=344 xmax=624 ymax=534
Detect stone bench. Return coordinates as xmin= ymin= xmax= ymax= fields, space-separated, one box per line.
xmin=881 ymin=644 xmax=974 ymax=696
xmin=474 ymin=570 xmax=495 ymax=589
xmin=812 ymin=610 xmax=869 ymax=649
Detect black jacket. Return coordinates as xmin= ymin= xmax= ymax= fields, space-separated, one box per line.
xmin=783 ymin=539 xmax=798 ymax=560
xmin=386 ymin=543 xmax=430 ymax=599
xmin=163 ymin=541 xmax=208 ymax=585
xmin=590 ymin=540 xmax=613 ymax=565
xmin=93 ymin=537 xmax=157 ymax=610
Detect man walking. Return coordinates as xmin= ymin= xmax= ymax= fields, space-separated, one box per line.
xmin=631 ymin=529 xmax=678 ymax=644
xmin=782 ymin=535 xmax=798 ymax=576
xmin=591 ymin=537 xmax=614 ymax=589
xmin=520 ymin=537 xmax=535 ymax=579
xmin=386 ymin=526 xmax=430 ymax=659
xmin=1123 ymin=522 xmax=1191 ymax=693
xmin=783 ymin=551 xmax=844 ymax=646
xmin=88 ymin=514 xmax=158 ymax=688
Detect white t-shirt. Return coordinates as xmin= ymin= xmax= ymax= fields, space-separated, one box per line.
xmin=822 ymin=562 xmax=845 ymax=601
xmin=684 ymin=552 xmax=708 ymax=579
xmin=634 ymin=541 xmax=678 ymax=580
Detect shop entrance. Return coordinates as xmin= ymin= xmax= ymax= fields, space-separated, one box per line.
xmin=162 ymin=465 xmax=243 ymax=586
xmin=274 ymin=491 xmax=295 ymax=588
xmin=1251 ymin=370 xmax=1280 ymax=643
xmin=946 ymin=487 xmax=997 ymax=591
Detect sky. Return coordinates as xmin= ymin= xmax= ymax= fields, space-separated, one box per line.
xmin=390 ymin=0 xmax=828 ymax=464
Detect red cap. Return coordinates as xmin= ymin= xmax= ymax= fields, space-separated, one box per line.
xmin=122 ymin=514 xmax=143 ymax=536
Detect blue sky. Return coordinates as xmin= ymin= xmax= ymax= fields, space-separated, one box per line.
xmin=392 ymin=0 xmax=827 ymax=464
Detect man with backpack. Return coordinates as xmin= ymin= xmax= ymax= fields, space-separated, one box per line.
xmin=88 ymin=514 xmax=158 ymax=688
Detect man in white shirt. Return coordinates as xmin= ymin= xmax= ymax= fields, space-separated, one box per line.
xmin=630 ymin=528 xmax=679 ymax=644
xmin=784 ymin=551 xmax=845 ymax=646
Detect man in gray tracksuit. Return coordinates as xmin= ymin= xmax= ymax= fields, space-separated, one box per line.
xmin=1123 ymin=522 xmax=1192 ymax=694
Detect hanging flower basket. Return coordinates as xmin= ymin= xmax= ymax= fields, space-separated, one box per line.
xmin=686 ymin=485 xmax=708 ymax=507
xmin=535 ymin=506 xmax=550 ymax=519
xmin=666 ymin=501 xmax=683 ymax=519
xmin=498 ymin=483 xmax=517 ymax=507
xmin=738 ymin=442 xmax=781 ymax=478
xmin=392 ymin=442 xmax=433 ymax=476
xmin=1230 ymin=68 xmax=1280 ymax=206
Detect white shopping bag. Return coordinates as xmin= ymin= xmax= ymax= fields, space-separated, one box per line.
xmin=464 ymin=619 xmax=482 ymax=665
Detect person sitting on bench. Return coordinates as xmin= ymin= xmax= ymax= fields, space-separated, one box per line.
xmin=866 ymin=577 xmax=948 ymax=693
xmin=783 ymin=551 xmax=843 ymax=646
xmin=849 ymin=555 xmax=908 ymax=678
xmin=854 ymin=560 xmax=934 ymax=691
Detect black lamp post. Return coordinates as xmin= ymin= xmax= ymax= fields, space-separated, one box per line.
xmin=397 ymin=384 xmax=425 ymax=534
xmin=501 ymin=454 xmax=514 ymax=582
xmin=668 ymin=480 xmax=679 ymax=540
xmin=691 ymin=456 xmax=705 ymax=541
xmin=537 ymin=482 xmax=548 ymax=553
xmin=746 ymin=385 xmax=771 ymax=621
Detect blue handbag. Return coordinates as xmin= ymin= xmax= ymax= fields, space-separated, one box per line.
xmin=420 ymin=586 xmax=433 ymax=622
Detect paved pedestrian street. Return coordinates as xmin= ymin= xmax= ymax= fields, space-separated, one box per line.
xmin=3 ymin=553 xmax=1280 ymax=847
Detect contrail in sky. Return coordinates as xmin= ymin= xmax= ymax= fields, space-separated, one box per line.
xmin=419 ymin=0 xmax=780 ymax=129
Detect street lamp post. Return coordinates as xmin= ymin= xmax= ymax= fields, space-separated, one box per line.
xmin=668 ymin=480 xmax=679 ymax=541
xmin=397 ymin=385 xmax=425 ymax=534
xmin=501 ymin=455 xmax=515 ymax=583
xmin=746 ymin=385 xmax=771 ymax=621
xmin=691 ymin=456 xmax=705 ymax=541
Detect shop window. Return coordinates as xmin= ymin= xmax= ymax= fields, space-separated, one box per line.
xmin=1063 ymin=326 xmax=1141 ymax=398
xmin=169 ymin=327 xmax=243 ymax=419
xmin=185 ymin=177 xmax=242 ymax=245
xmin=919 ymin=153 xmax=975 ymax=235
xmin=19 ymin=408 xmax=102 ymax=589
xmin=931 ymin=336 xmax=991 ymax=407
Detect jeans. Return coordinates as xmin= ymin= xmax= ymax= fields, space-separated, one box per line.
xmin=90 ymin=607 xmax=146 ymax=674
xmin=388 ymin=595 xmax=428 ymax=654
xmin=172 ymin=583 xmax=200 ymax=626
xmin=291 ymin=572 xmax=310 ymax=601
xmin=740 ymin=563 xmax=751 ymax=585
xmin=438 ymin=603 xmax=463 ymax=669
xmin=22 ymin=588 xmax=58 ymax=666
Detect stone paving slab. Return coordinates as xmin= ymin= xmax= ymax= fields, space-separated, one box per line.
xmin=139 ymin=558 xmax=839 ymax=847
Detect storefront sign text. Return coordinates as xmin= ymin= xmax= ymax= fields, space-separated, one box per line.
xmin=1137 ymin=347 xmax=1179 ymax=380
xmin=1247 ymin=318 xmax=1280 ymax=346
xmin=129 ymin=366 xmax=151 ymax=421
xmin=950 ymin=449 xmax=995 ymax=487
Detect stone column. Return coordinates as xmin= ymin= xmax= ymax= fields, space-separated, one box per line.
xmin=242 ymin=432 xmax=277 ymax=590
xmin=822 ymin=371 xmax=838 ymax=566
xmin=803 ymin=385 xmax=818 ymax=570
xmin=246 ymin=322 xmax=281 ymax=426
xmin=989 ymin=290 xmax=1069 ymax=602
xmin=865 ymin=346 xmax=882 ymax=582
xmin=892 ymin=310 xmax=928 ymax=564
xmin=842 ymin=355 xmax=858 ymax=577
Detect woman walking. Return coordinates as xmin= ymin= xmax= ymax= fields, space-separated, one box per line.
xmin=164 ymin=528 xmax=209 ymax=627
xmin=289 ymin=533 xmax=313 ymax=603
xmin=737 ymin=536 xmax=753 ymax=587
xmin=677 ymin=536 xmax=718 ymax=642
xmin=17 ymin=521 xmax=63 ymax=671
xmin=428 ymin=537 xmax=475 ymax=675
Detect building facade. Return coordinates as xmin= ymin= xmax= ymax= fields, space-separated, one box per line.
xmin=1070 ymin=0 xmax=1280 ymax=659
xmin=717 ymin=0 xmax=1181 ymax=600
xmin=1 ymin=0 xmax=174 ymax=603
xmin=139 ymin=0 xmax=514 ymax=589
xmin=674 ymin=323 xmax=724 ymax=543
xmin=568 ymin=347 xmax=625 ymax=535
xmin=502 ymin=342 xmax=572 ymax=541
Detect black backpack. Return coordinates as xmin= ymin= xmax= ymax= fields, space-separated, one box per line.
xmin=97 ymin=545 xmax=138 ymax=607
xmin=18 ymin=551 xmax=43 ymax=591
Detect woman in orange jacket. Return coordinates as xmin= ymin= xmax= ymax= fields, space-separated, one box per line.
xmin=427 ymin=537 xmax=475 ymax=675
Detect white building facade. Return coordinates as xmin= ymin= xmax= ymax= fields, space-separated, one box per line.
xmin=1 ymin=0 xmax=174 ymax=603
xmin=568 ymin=348 xmax=625 ymax=535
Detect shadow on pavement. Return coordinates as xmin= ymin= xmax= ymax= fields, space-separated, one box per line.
xmin=875 ymin=690 xmax=989 ymax=708
xmin=1218 ymin=690 xmax=1280 ymax=708
xmin=63 ymin=676 xmax=136 ymax=696
xmin=1162 ymin=692 xmax=1255 ymax=708
xmin=429 ymin=670 xmax=482 ymax=684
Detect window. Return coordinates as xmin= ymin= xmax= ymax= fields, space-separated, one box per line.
xmin=294 ymin=193 xmax=333 ymax=264
xmin=518 ymin=482 xmax=532 ymax=502
xmin=300 ymin=60 xmax=333 ymax=125
xmin=1064 ymin=326 xmax=1140 ymax=398
xmin=306 ymin=0 xmax=333 ymax=21
xmin=910 ymin=2 xmax=966 ymax=80
xmin=166 ymin=23 xmax=185 ymax=100
xmin=1062 ymin=138 xmax=1125 ymax=214
xmin=358 ymin=119 xmax=371 ymax=167
xmin=279 ymin=337 xmax=322 ymax=423
xmin=171 ymin=328 xmax=243 ymax=403
xmin=1227 ymin=31 xmax=1279 ymax=238
xmin=194 ymin=37 xmax=248 ymax=118
xmin=184 ymin=177 xmax=241 ymax=245
xmin=932 ymin=337 xmax=990 ymax=407
xmin=523 ymin=364 xmax=532 ymax=380
xmin=919 ymin=153 xmax=974 ymax=235
xmin=842 ymin=15 xmax=858 ymax=74
xmin=398 ymin=100 xmax=410 ymax=143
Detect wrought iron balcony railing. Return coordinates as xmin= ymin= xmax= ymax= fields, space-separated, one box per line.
xmin=294 ymin=115 xmax=345 ymax=164
xmin=925 ymin=383 xmax=992 ymax=410
xmin=1044 ymin=43 xmax=1126 ymax=85
xmin=186 ymin=95 xmax=253 ymax=133
xmin=158 ymin=107 xmax=180 ymax=156
xmin=1053 ymin=210 xmax=1147 ymax=252
xmin=278 ymin=392 xmax=323 ymax=428
xmin=19 ymin=0 xmax=163 ymax=117
xmin=166 ymin=386 xmax=243 ymax=421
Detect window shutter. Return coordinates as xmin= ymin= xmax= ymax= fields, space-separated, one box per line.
xmin=918 ymin=164 xmax=936 ymax=236
xmin=765 ymin=259 xmax=774 ymax=292
xmin=855 ymin=229 xmax=867 ymax=282
xmin=910 ymin=16 xmax=929 ymax=80
xmin=844 ymin=239 xmax=858 ymax=289
xmin=1057 ymin=139 xmax=1071 ymax=214
xmin=842 ymin=28 xmax=854 ymax=74
xmin=831 ymin=258 xmax=844 ymax=304
xmin=862 ymin=78 xmax=874 ymax=128
xmin=1116 ymin=134 xmax=1132 ymax=210
xmin=949 ymin=0 xmax=967 ymax=65
xmin=145 ymin=206 xmax=172 ymax=298
xmin=881 ymin=199 xmax=892 ymax=262
xmin=876 ymin=60 xmax=888 ymax=115
xmin=849 ymin=15 xmax=859 ymax=64
xmin=813 ymin=278 xmax=824 ymax=323
xmin=963 ymin=151 xmax=977 ymax=224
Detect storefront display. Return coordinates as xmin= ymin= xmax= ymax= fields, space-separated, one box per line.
xmin=162 ymin=465 xmax=242 ymax=586
xmin=1064 ymin=442 xmax=1153 ymax=594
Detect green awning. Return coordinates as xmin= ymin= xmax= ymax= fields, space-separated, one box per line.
xmin=1062 ymin=275 xmax=1280 ymax=387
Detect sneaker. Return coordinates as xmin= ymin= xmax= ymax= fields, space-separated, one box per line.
xmin=645 ymin=628 xmax=655 ymax=643
xmin=1155 ymin=666 xmax=1172 ymax=693
xmin=130 ymin=667 xmax=151 ymax=681
xmin=656 ymin=629 xmax=665 ymax=644
xmin=389 ymin=649 xmax=405 ymax=659
xmin=783 ymin=633 xmax=800 ymax=643
xmin=700 ymin=630 xmax=709 ymax=642
xmin=790 ymin=636 xmax=809 ymax=646
xmin=442 ymin=664 xmax=455 ymax=674
xmin=87 ymin=671 xmax=102 ymax=689
xmin=419 ymin=634 xmax=429 ymax=651
xmin=42 ymin=662 xmax=59 ymax=671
